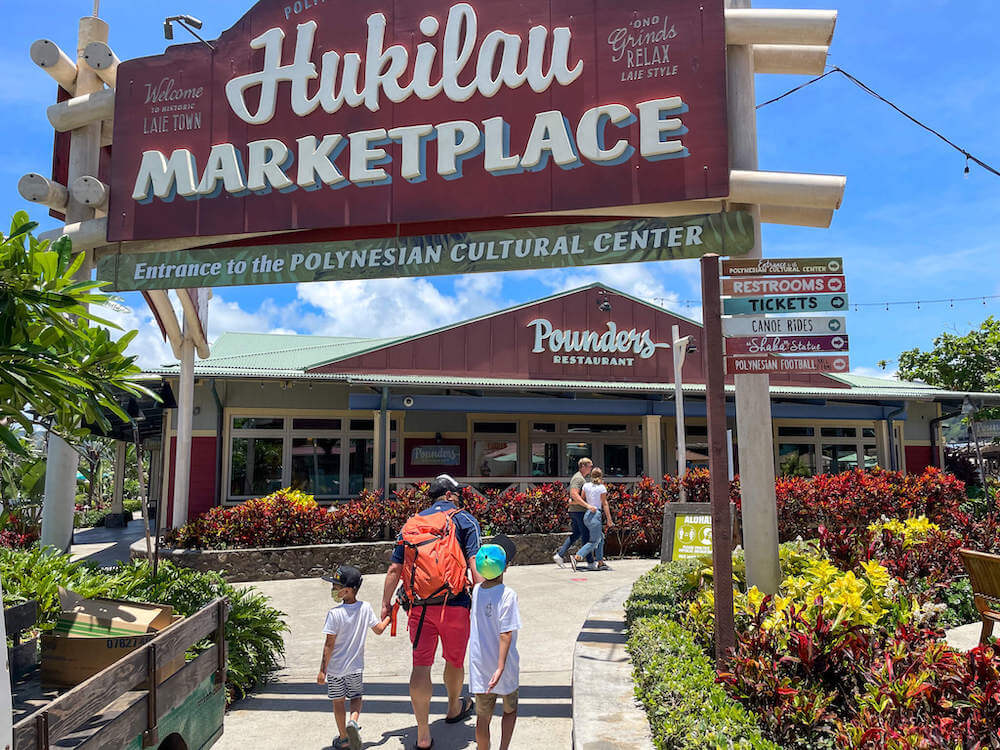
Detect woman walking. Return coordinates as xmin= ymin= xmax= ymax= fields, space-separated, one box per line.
xmin=575 ymin=468 xmax=614 ymax=571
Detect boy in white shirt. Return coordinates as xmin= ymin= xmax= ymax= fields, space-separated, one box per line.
xmin=316 ymin=564 xmax=391 ymax=750
xmin=469 ymin=536 xmax=522 ymax=750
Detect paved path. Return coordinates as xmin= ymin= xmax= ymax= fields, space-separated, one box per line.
xmin=69 ymin=519 xmax=146 ymax=567
xmin=216 ymin=559 xmax=656 ymax=750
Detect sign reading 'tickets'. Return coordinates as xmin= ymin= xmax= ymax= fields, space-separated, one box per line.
xmin=107 ymin=0 xmax=729 ymax=242
xmin=722 ymin=294 xmax=849 ymax=315
xmin=721 ymin=315 xmax=846 ymax=337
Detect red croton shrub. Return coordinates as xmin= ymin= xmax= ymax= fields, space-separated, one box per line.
xmin=774 ymin=467 xmax=966 ymax=542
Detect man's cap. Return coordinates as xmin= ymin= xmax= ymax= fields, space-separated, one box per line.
xmin=428 ymin=473 xmax=465 ymax=499
xmin=489 ymin=533 xmax=518 ymax=566
xmin=476 ymin=544 xmax=507 ymax=580
xmin=322 ymin=564 xmax=362 ymax=590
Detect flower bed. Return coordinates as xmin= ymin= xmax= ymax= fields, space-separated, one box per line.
xmin=167 ymin=468 xmax=967 ymax=558
xmin=624 ymin=506 xmax=1000 ymax=749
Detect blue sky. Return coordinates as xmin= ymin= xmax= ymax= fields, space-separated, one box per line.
xmin=1 ymin=0 xmax=997 ymax=374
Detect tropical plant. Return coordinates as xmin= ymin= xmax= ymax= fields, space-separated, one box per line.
xmin=0 ymin=211 xmax=152 ymax=454
xmin=0 ymin=547 xmax=287 ymax=701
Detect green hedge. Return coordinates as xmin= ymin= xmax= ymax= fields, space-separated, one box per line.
xmin=625 ymin=562 xmax=776 ymax=750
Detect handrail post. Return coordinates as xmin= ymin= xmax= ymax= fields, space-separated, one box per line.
xmin=214 ymin=599 xmax=228 ymax=691
xmin=35 ymin=711 xmax=49 ymax=750
xmin=142 ymin=644 xmax=158 ymax=747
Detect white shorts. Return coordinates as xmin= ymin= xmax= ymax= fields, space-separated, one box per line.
xmin=327 ymin=671 xmax=364 ymax=700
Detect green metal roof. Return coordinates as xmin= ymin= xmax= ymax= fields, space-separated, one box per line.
xmin=167 ymin=331 xmax=399 ymax=372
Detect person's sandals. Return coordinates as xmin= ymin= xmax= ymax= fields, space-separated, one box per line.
xmin=569 ymin=554 xmax=578 ymax=571
xmin=445 ymin=696 xmax=475 ymax=724
xmin=332 ymin=738 xmax=350 ymax=749
xmin=346 ymin=720 xmax=362 ymax=750
xmin=413 ymin=741 xmax=434 ymax=750
xmin=597 ymin=562 xmax=611 ymax=571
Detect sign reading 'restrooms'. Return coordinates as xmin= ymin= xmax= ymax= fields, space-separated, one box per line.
xmin=107 ymin=0 xmax=729 ymax=242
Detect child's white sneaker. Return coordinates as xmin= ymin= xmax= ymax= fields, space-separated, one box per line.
xmin=552 ymin=552 xmax=565 ymax=568
xmin=346 ymin=720 xmax=361 ymax=750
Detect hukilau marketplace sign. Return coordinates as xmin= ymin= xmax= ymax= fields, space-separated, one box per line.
xmin=97 ymin=212 xmax=753 ymax=291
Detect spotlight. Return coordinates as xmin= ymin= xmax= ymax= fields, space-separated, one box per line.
xmin=598 ymin=300 xmax=612 ymax=312
xmin=163 ymin=15 xmax=213 ymax=49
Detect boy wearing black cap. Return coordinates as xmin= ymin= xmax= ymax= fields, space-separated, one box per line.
xmin=317 ymin=564 xmax=392 ymax=750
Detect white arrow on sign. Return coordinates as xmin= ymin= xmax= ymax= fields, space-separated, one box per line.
xmin=722 ymin=315 xmax=846 ymax=337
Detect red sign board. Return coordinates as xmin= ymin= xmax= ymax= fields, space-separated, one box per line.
xmin=108 ymin=0 xmax=729 ymax=242
xmin=725 ymin=355 xmax=850 ymax=375
xmin=724 ymin=335 xmax=849 ymax=355
xmin=722 ymin=275 xmax=846 ymax=297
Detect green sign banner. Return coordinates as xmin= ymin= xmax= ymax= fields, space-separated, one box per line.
xmin=97 ymin=212 xmax=754 ymax=291
xmin=672 ymin=514 xmax=714 ymax=561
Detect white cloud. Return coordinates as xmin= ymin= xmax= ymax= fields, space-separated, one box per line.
xmin=293 ymin=275 xmax=508 ymax=338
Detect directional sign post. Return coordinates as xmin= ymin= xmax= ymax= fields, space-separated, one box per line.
xmin=723 ymin=293 xmax=849 ymax=315
xmin=722 ymin=315 xmax=846 ymax=337
xmin=725 ymin=334 xmax=849 ymax=355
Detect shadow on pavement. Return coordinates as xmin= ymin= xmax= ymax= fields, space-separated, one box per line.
xmin=232 ymin=680 xmax=572 ymax=718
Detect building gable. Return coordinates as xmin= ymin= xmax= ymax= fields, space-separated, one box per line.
xmin=308 ymin=284 xmax=848 ymax=388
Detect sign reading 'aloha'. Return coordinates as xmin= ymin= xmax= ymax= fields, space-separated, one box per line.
xmin=108 ymin=0 xmax=728 ymax=241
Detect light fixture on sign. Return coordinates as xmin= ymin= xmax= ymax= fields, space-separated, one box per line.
xmin=163 ymin=14 xmax=214 ymax=50
xmin=597 ymin=290 xmax=612 ymax=313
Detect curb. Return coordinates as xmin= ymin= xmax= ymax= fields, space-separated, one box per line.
xmin=572 ymin=584 xmax=654 ymax=750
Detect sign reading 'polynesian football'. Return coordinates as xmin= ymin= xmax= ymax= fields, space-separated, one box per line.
xmin=108 ymin=0 xmax=729 ymax=242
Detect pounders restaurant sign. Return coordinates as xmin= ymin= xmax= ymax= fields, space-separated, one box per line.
xmin=107 ymin=0 xmax=729 ymax=242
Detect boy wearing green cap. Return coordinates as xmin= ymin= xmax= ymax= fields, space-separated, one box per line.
xmin=469 ymin=538 xmax=521 ymax=750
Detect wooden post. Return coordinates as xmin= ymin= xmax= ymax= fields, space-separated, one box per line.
xmin=701 ymin=254 xmax=737 ymax=663
xmin=41 ymin=15 xmax=109 ymax=553
xmin=111 ymin=440 xmax=126 ymax=515
xmin=171 ymin=318 xmax=195 ymax=529
xmin=727 ymin=0 xmax=782 ymax=596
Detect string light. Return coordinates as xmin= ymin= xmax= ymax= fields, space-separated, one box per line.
xmin=758 ymin=67 xmax=1000 ymax=179
xmin=649 ymin=294 xmax=1000 ymax=312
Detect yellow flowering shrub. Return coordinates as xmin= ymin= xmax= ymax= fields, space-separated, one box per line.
xmin=867 ymin=515 xmax=939 ymax=548
xmin=686 ymin=555 xmax=908 ymax=639
xmin=261 ymin=488 xmax=318 ymax=509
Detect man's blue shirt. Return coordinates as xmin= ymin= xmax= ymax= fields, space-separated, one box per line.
xmin=391 ymin=500 xmax=481 ymax=607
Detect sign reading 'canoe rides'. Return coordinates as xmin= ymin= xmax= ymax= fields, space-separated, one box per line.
xmin=97 ymin=212 xmax=754 ymax=291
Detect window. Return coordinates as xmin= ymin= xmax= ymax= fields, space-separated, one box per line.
xmin=822 ymin=443 xmax=858 ymax=473
xmin=778 ymin=444 xmax=815 ymax=476
xmin=775 ymin=423 xmax=879 ymax=476
xmin=474 ymin=440 xmax=518 ymax=477
xmin=566 ymin=442 xmax=593 ymax=472
xmin=227 ymin=413 xmax=397 ymax=501
xmin=473 ymin=421 xmax=517 ymax=434
xmin=532 ymin=422 xmax=556 ymax=433
xmin=291 ymin=437 xmax=341 ymax=495
xmin=779 ymin=426 xmax=815 ymax=437
xmin=821 ymin=427 xmax=856 ymax=438
xmin=603 ymin=444 xmax=630 ymax=477
xmin=568 ymin=423 xmax=627 ymax=433
xmin=230 ymin=437 xmax=283 ymax=496
xmin=531 ymin=442 xmax=559 ymax=476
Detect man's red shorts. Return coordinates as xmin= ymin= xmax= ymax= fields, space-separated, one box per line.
xmin=408 ymin=605 xmax=470 ymax=668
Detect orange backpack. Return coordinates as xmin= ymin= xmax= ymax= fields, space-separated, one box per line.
xmin=398 ymin=507 xmax=470 ymax=607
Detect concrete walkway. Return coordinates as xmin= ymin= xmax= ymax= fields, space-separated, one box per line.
xmin=216 ymin=559 xmax=656 ymax=750
xmin=69 ymin=518 xmax=147 ymax=567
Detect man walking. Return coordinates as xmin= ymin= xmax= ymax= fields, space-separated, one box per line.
xmin=553 ymin=457 xmax=597 ymax=569
xmin=382 ymin=474 xmax=483 ymax=749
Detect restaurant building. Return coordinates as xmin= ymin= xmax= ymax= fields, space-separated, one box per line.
xmin=145 ymin=283 xmax=999 ymax=522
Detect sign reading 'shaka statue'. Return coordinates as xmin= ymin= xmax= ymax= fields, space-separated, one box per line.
xmin=107 ymin=0 xmax=730 ymax=242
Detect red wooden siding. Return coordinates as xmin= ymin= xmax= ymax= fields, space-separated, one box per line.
xmin=310 ymin=286 xmax=848 ymax=389
xmin=905 ymin=445 xmax=934 ymax=474
xmin=166 ymin=436 xmax=217 ymax=523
